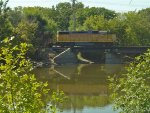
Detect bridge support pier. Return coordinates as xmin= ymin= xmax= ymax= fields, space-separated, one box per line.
xmin=53 ymin=48 xmax=78 ymax=64
xmin=105 ymin=52 xmax=122 ymax=64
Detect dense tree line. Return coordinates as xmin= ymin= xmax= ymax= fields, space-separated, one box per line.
xmin=1 ymin=2 xmax=117 ymax=46
xmin=1 ymin=1 xmax=150 ymax=54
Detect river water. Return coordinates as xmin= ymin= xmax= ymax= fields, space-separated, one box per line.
xmin=34 ymin=64 xmax=125 ymax=113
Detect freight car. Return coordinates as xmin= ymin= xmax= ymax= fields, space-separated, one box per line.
xmin=56 ymin=31 xmax=116 ymax=47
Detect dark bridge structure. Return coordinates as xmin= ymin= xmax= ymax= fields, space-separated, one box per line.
xmin=52 ymin=46 xmax=150 ymax=64
xmin=51 ymin=30 xmax=150 ymax=64
xmin=71 ymin=46 xmax=149 ymax=54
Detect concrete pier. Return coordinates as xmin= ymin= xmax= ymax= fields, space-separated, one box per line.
xmin=53 ymin=48 xmax=78 ymax=64
xmin=105 ymin=52 xmax=122 ymax=64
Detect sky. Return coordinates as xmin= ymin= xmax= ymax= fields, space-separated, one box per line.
xmin=7 ymin=0 xmax=150 ymax=12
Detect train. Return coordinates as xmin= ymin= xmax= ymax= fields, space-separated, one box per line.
xmin=56 ymin=31 xmax=116 ymax=47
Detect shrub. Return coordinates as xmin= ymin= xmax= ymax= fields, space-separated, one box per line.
xmin=0 ymin=38 xmax=65 ymax=113
xmin=110 ymin=49 xmax=150 ymax=113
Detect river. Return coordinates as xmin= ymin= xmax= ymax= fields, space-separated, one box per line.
xmin=33 ymin=64 xmax=125 ymax=113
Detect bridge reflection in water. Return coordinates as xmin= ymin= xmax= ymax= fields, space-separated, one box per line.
xmin=34 ymin=64 xmax=125 ymax=113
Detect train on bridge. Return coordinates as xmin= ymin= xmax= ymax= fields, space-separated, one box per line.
xmin=56 ymin=31 xmax=116 ymax=47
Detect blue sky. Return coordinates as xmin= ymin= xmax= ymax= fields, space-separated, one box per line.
xmin=7 ymin=0 xmax=150 ymax=12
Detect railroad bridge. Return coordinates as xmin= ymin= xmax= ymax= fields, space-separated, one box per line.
xmin=52 ymin=46 xmax=150 ymax=64
xmin=71 ymin=46 xmax=149 ymax=53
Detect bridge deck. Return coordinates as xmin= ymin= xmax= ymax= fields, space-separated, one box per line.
xmin=71 ymin=46 xmax=150 ymax=54
xmin=52 ymin=46 xmax=150 ymax=54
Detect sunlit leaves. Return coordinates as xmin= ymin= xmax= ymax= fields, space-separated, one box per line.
xmin=108 ymin=12 xmax=150 ymax=46
xmin=110 ymin=49 xmax=150 ymax=113
xmin=0 ymin=39 xmax=65 ymax=113
xmin=82 ymin=15 xmax=108 ymax=31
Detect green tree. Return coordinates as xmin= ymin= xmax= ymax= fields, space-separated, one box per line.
xmin=86 ymin=7 xmax=117 ymax=20
xmin=108 ymin=12 xmax=150 ymax=46
xmin=82 ymin=15 xmax=108 ymax=31
xmin=69 ymin=7 xmax=117 ymax=31
xmin=138 ymin=8 xmax=150 ymax=22
xmin=108 ymin=14 xmax=127 ymax=45
xmin=23 ymin=7 xmax=57 ymax=47
xmin=14 ymin=20 xmax=38 ymax=44
xmin=110 ymin=49 xmax=150 ymax=113
xmin=0 ymin=0 xmax=13 ymax=41
xmin=124 ymin=12 xmax=150 ymax=46
xmin=0 ymin=38 xmax=65 ymax=113
xmin=69 ymin=2 xmax=85 ymax=31
xmin=8 ymin=7 xmax=24 ymax=27
xmin=55 ymin=2 xmax=72 ymax=30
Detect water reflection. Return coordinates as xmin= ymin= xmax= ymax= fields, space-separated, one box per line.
xmin=34 ymin=64 xmax=124 ymax=113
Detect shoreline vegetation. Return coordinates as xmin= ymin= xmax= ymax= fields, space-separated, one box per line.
xmin=109 ymin=49 xmax=150 ymax=113
xmin=0 ymin=38 xmax=66 ymax=113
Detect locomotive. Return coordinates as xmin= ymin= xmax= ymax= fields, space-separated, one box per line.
xmin=56 ymin=31 xmax=116 ymax=47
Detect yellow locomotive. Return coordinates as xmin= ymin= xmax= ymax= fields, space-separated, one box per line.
xmin=56 ymin=31 xmax=116 ymax=47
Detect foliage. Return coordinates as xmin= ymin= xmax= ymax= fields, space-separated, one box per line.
xmin=55 ymin=2 xmax=72 ymax=30
xmin=107 ymin=15 xmax=127 ymax=45
xmin=107 ymin=12 xmax=150 ymax=46
xmin=0 ymin=38 xmax=66 ymax=113
xmin=69 ymin=7 xmax=117 ymax=31
xmin=82 ymin=15 xmax=108 ymax=31
xmin=8 ymin=7 xmax=24 ymax=27
xmin=109 ymin=49 xmax=150 ymax=113
xmin=22 ymin=7 xmax=57 ymax=46
xmin=14 ymin=20 xmax=38 ymax=44
xmin=0 ymin=0 xmax=13 ymax=41
xmin=122 ymin=12 xmax=150 ymax=46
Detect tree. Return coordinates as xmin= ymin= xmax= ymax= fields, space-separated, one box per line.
xmin=86 ymin=7 xmax=117 ymax=20
xmin=69 ymin=2 xmax=85 ymax=31
xmin=69 ymin=6 xmax=117 ymax=31
xmin=8 ymin=7 xmax=24 ymax=27
xmin=0 ymin=0 xmax=13 ymax=41
xmin=138 ymin=8 xmax=150 ymax=22
xmin=55 ymin=2 xmax=72 ymax=30
xmin=82 ymin=15 xmax=108 ymax=31
xmin=107 ymin=14 xmax=127 ymax=46
xmin=0 ymin=38 xmax=65 ymax=113
xmin=124 ymin=12 xmax=150 ymax=46
xmin=108 ymin=12 xmax=150 ymax=46
xmin=23 ymin=7 xmax=57 ymax=47
xmin=110 ymin=49 xmax=150 ymax=113
xmin=14 ymin=20 xmax=38 ymax=44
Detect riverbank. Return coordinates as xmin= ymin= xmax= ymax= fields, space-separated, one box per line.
xmin=31 ymin=48 xmax=57 ymax=67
